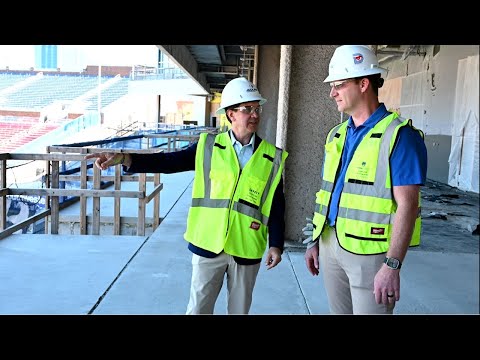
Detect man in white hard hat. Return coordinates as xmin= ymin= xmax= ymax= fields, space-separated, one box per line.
xmin=85 ymin=77 xmax=288 ymax=314
xmin=303 ymin=45 xmax=427 ymax=314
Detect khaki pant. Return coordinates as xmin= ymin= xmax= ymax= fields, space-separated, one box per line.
xmin=319 ymin=226 xmax=395 ymax=314
xmin=186 ymin=252 xmax=261 ymax=315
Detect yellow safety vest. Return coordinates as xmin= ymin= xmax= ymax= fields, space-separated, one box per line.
xmin=312 ymin=113 xmax=424 ymax=255
xmin=184 ymin=132 xmax=288 ymax=259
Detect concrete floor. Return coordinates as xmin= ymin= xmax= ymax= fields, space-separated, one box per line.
xmin=0 ymin=173 xmax=478 ymax=315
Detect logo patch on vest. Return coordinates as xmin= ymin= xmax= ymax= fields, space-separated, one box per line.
xmin=250 ymin=221 xmax=261 ymax=230
xmin=371 ymin=227 xmax=385 ymax=235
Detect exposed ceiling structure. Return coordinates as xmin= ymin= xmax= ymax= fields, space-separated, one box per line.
xmin=158 ymin=45 xmax=256 ymax=95
xmin=187 ymin=45 xmax=255 ymax=93
xmin=158 ymin=45 xmax=427 ymax=96
xmin=375 ymin=45 xmax=427 ymax=63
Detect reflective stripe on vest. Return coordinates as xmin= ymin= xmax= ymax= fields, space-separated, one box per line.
xmin=184 ymin=131 xmax=288 ymax=258
xmin=312 ymin=113 xmax=423 ymax=255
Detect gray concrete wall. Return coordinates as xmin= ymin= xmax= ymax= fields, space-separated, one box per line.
xmin=256 ymin=45 xmax=281 ymax=145
xmin=424 ymin=134 xmax=452 ymax=183
xmin=255 ymin=45 xmax=339 ymax=243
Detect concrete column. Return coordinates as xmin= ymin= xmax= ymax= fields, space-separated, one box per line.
xmin=276 ymin=45 xmax=292 ymax=150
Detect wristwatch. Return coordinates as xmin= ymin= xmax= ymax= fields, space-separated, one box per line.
xmin=384 ymin=256 xmax=402 ymax=269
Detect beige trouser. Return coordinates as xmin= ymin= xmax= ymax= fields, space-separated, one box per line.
xmin=319 ymin=225 xmax=395 ymax=314
xmin=186 ymin=252 xmax=261 ymax=315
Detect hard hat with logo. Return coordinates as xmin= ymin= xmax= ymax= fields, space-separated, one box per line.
xmin=216 ymin=77 xmax=267 ymax=115
xmin=324 ymin=45 xmax=388 ymax=83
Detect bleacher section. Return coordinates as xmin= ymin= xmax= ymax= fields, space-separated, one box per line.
xmin=0 ymin=118 xmax=58 ymax=153
xmin=0 ymin=74 xmax=112 ymax=110
xmin=0 ymin=73 xmax=31 ymax=91
xmin=84 ymin=77 xmax=129 ymax=111
xmin=0 ymin=71 xmax=132 ymax=153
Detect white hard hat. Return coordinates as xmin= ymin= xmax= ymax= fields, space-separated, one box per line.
xmin=216 ymin=77 xmax=266 ymax=115
xmin=324 ymin=45 xmax=388 ymax=83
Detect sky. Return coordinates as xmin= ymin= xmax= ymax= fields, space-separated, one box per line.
xmin=0 ymin=45 xmax=160 ymax=72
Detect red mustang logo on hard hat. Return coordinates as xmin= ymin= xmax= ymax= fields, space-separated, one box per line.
xmin=353 ymin=53 xmax=364 ymax=64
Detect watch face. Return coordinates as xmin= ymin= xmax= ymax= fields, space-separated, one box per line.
xmin=386 ymin=258 xmax=400 ymax=269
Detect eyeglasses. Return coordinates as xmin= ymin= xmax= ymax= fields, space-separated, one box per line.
xmin=329 ymin=79 xmax=354 ymax=91
xmin=233 ymin=105 xmax=262 ymax=115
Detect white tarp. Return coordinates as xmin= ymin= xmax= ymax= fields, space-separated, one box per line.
xmin=448 ymin=55 xmax=479 ymax=193
xmin=399 ymin=71 xmax=428 ymax=132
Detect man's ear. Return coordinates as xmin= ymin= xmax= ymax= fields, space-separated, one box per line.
xmin=226 ymin=110 xmax=234 ymax=123
xmin=360 ymin=78 xmax=370 ymax=93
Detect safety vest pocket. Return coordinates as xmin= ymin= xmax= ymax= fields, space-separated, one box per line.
xmin=236 ymin=175 xmax=267 ymax=207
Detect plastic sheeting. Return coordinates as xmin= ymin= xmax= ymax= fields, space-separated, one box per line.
xmin=399 ymin=71 xmax=429 ymax=132
xmin=448 ymin=55 xmax=479 ymax=193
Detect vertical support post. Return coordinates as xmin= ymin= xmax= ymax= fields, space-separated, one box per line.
xmin=153 ymin=173 xmax=160 ymax=230
xmin=0 ymin=158 xmax=6 ymax=230
xmin=114 ymin=160 xmax=122 ymax=235
xmin=80 ymin=148 xmax=88 ymax=234
xmin=92 ymin=165 xmax=101 ymax=235
xmin=51 ymin=160 xmax=59 ymax=234
xmin=137 ymin=172 xmax=146 ymax=236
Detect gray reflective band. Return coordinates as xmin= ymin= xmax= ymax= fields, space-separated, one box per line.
xmin=343 ymin=182 xmax=392 ymax=198
xmin=261 ymin=147 xmax=283 ymax=205
xmin=374 ymin=117 xmax=403 ymax=189
xmin=316 ymin=182 xmax=333 ymax=214
xmin=233 ymin=201 xmax=269 ymax=225
xmin=328 ymin=123 xmax=344 ymax=143
xmin=321 ymin=180 xmax=334 ymax=192
xmin=191 ymin=198 xmax=230 ymax=208
xmin=202 ymin=133 xmax=217 ymax=199
xmin=314 ymin=203 xmax=328 ymax=216
xmin=338 ymin=207 xmax=391 ymax=224
xmin=338 ymin=202 xmax=421 ymax=224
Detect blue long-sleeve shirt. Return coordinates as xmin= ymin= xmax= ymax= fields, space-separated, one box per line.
xmin=126 ymin=133 xmax=286 ymax=265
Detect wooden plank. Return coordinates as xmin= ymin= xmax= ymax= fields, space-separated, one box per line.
xmin=10 ymin=153 xmax=87 ymax=161
xmin=145 ymin=183 xmax=163 ymax=204
xmin=44 ymin=156 xmax=50 ymax=234
xmin=57 ymin=175 xmax=157 ymax=182
xmin=137 ymin=173 xmax=146 ymax=236
xmin=0 ymin=209 xmax=51 ymax=241
xmin=114 ymin=163 xmax=121 ymax=235
xmin=8 ymin=188 xmax=144 ymax=198
xmin=51 ymin=161 xmax=59 ymax=234
xmin=60 ymin=215 xmax=155 ymax=225
xmin=92 ymin=166 xmax=101 ymax=235
xmin=153 ymin=173 xmax=160 ymax=230
xmin=80 ymin=148 xmax=87 ymax=235
xmin=0 ymin=160 xmax=6 ymax=230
